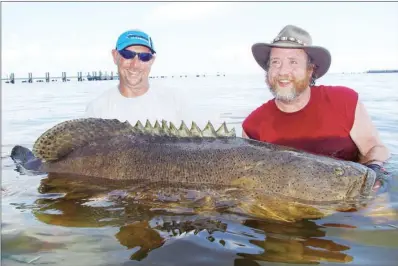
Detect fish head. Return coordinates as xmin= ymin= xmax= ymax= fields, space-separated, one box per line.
xmin=322 ymin=164 xmax=379 ymax=213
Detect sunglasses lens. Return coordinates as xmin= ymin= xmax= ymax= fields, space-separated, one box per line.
xmin=119 ymin=50 xmax=136 ymax=59
xmin=139 ymin=53 xmax=153 ymax=62
xmin=119 ymin=50 xmax=153 ymax=62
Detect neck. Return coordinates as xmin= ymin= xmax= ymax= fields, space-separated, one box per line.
xmin=275 ymin=86 xmax=311 ymax=113
xmin=118 ymin=81 xmax=149 ymax=98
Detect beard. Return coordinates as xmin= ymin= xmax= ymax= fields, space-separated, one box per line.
xmin=266 ymin=71 xmax=312 ymax=102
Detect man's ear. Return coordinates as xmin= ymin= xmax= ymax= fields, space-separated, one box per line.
xmin=112 ymin=49 xmax=119 ymax=65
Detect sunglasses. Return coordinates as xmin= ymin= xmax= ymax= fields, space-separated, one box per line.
xmin=118 ymin=49 xmax=153 ymax=62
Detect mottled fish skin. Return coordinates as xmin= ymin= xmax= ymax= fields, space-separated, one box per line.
xmin=29 ymin=118 xmax=377 ymax=221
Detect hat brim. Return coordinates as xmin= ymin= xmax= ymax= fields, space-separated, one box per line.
xmin=252 ymin=42 xmax=331 ymax=79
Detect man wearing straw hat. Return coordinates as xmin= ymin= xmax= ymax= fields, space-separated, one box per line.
xmin=242 ymin=25 xmax=391 ymax=193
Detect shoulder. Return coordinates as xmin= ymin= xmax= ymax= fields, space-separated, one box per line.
xmin=313 ymin=85 xmax=359 ymax=127
xmin=244 ymin=100 xmax=274 ymax=121
xmin=314 ymin=85 xmax=358 ymax=102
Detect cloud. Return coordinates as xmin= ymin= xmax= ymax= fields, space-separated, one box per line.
xmin=145 ymin=2 xmax=230 ymax=24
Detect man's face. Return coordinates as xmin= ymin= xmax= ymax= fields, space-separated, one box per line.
xmin=266 ymin=48 xmax=313 ymax=102
xmin=112 ymin=45 xmax=155 ymax=88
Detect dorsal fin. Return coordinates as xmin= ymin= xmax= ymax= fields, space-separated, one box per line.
xmin=160 ymin=120 xmax=171 ymax=136
xmin=190 ymin=122 xmax=202 ymax=137
xmin=169 ymin=122 xmax=179 ymax=136
xmin=134 ymin=120 xmax=145 ymax=133
xmin=33 ymin=118 xmax=236 ymax=162
xmin=178 ymin=121 xmax=191 ymax=137
xmin=153 ymin=120 xmax=162 ymax=135
xmin=130 ymin=119 xmax=235 ymax=138
xmin=32 ymin=118 xmax=134 ymax=162
xmin=226 ymin=127 xmax=236 ymax=137
xmin=215 ymin=122 xmax=236 ymax=137
xmin=202 ymin=121 xmax=217 ymax=137
xmin=144 ymin=120 xmax=152 ymax=132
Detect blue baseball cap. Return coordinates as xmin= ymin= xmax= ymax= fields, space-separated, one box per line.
xmin=116 ymin=29 xmax=156 ymax=54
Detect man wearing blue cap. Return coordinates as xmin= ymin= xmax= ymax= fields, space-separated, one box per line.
xmin=85 ymin=29 xmax=183 ymax=125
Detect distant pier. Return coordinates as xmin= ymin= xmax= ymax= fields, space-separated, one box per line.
xmin=366 ymin=69 xmax=398 ymax=74
xmin=3 ymin=71 xmax=118 ymax=84
xmin=2 ymin=71 xmax=226 ymax=84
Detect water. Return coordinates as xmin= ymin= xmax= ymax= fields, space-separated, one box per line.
xmin=2 ymin=73 xmax=398 ymax=266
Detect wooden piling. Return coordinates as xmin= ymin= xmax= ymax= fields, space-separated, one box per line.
xmin=77 ymin=72 xmax=82 ymax=81
xmin=10 ymin=73 xmax=15 ymax=84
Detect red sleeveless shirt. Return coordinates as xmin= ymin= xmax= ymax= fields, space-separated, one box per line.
xmin=242 ymin=85 xmax=360 ymax=162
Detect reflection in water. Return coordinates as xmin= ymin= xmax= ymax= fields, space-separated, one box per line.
xmin=15 ymin=175 xmax=363 ymax=265
xmin=238 ymin=219 xmax=353 ymax=264
xmin=1 ymin=232 xmax=66 ymax=257
xmin=116 ymin=221 xmax=165 ymax=261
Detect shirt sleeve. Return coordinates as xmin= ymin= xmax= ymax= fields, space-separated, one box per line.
xmin=327 ymin=86 xmax=358 ymax=130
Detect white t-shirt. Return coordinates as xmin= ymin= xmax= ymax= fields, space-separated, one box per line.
xmin=85 ymin=85 xmax=186 ymax=126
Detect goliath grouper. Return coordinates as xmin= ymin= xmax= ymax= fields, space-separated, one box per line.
xmin=10 ymin=118 xmax=378 ymax=222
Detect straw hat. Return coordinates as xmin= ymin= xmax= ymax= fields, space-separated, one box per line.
xmin=252 ymin=25 xmax=331 ymax=79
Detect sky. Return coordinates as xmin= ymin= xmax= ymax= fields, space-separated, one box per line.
xmin=2 ymin=1 xmax=398 ymax=78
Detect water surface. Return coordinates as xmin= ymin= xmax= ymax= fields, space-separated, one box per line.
xmin=2 ymin=73 xmax=398 ymax=265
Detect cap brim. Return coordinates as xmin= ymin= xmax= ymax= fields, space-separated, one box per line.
xmin=252 ymin=42 xmax=331 ymax=79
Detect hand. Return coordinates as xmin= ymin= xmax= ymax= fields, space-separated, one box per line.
xmin=366 ymin=164 xmax=392 ymax=194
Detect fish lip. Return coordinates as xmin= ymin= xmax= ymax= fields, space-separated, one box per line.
xmin=360 ymin=168 xmax=377 ymax=197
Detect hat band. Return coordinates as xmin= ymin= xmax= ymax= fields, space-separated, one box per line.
xmin=272 ymin=36 xmax=307 ymax=46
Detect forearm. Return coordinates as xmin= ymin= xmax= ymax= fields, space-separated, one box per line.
xmin=358 ymin=145 xmax=391 ymax=166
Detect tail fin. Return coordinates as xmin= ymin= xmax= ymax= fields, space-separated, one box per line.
xmin=11 ymin=145 xmax=35 ymax=164
xmin=10 ymin=145 xmax=43 ymax=174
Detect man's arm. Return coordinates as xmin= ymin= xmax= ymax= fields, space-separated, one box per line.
xmin=242 ymin=129 xmax=249 ymax=139
xmin=349 ymin=100 xmax=391 ymax=166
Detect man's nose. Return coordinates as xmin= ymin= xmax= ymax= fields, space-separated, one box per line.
xmin=278 ymin=61 xmax=291 ymax=75
xmin=129 ymin=57 xmax=141 ymax=68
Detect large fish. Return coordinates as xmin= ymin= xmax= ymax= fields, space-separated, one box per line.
xmin=10 ymin=118 xmax=378 ymax=222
